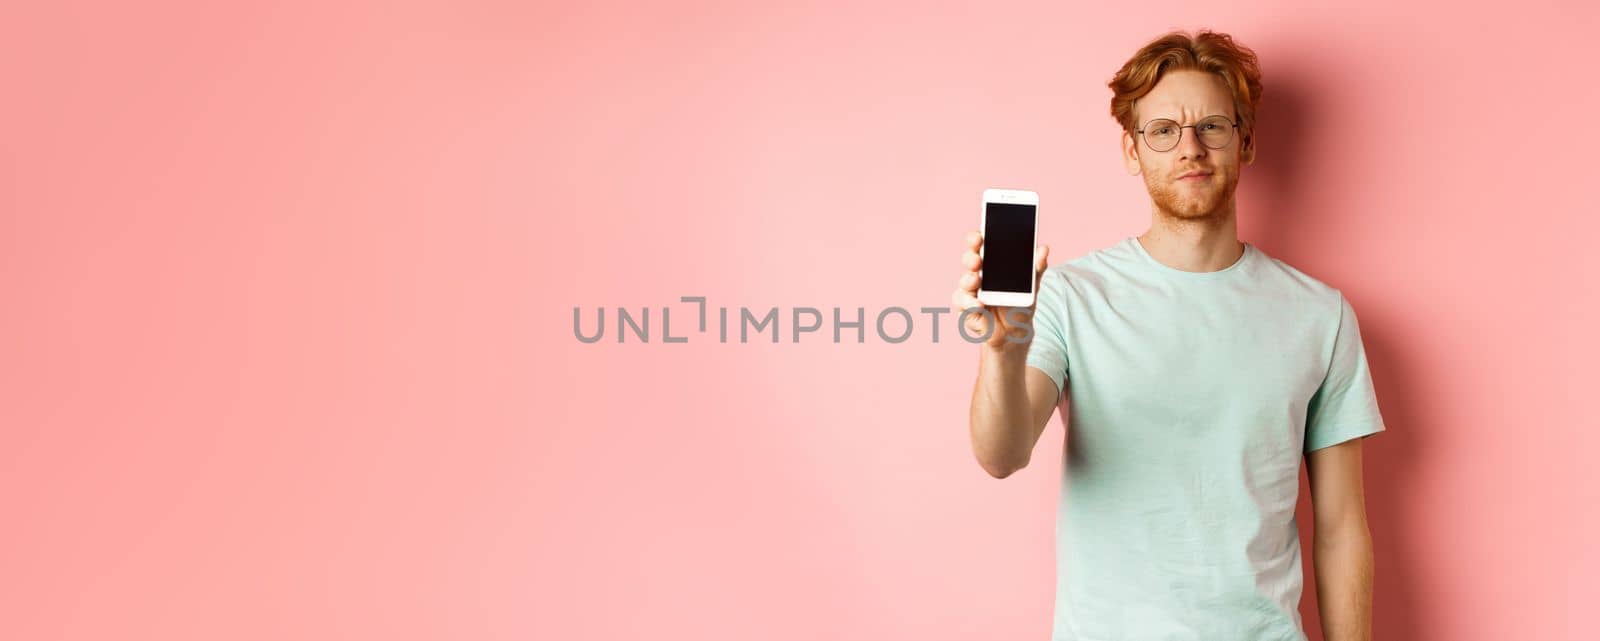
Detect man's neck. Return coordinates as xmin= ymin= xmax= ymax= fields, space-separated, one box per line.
xmin=1136 ymin=205 xmax=1244 ymax=273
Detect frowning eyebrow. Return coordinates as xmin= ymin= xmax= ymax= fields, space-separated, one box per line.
xmin=1140 ymin=113 xmax=1235 ymax=126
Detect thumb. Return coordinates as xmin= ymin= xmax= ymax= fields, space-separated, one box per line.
xmin=1035 ymin=244 xmax=1050 ymax=273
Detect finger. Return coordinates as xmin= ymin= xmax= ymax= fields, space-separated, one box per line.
xmin=951 ymin=289 xmax=982 ymax=314
xmin=957 ymin=271 xmax=979 ymax=294
xmin=965 ymin=230 xmax=983 ymax=250
xmin=1035 ymin=244 xmax=1050 ymax=273
xmin=962 ymin=250 xmax=981 ymax=271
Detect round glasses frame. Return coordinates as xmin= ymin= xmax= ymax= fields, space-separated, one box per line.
xmin=1135 ymin=115 xmax=1241 ymax=152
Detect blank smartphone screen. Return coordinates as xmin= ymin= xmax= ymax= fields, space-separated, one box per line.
xmin=982 ymin=202 xmax=1036 ymax=293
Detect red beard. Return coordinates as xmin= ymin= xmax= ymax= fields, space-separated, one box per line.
xmin=1145 ymin=169 xmax=1238 ymax=222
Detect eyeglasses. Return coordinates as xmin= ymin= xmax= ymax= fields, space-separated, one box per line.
xmin=1136 ymin=115 xmax=1240 ymax=152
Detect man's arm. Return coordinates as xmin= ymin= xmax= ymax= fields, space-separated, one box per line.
xmin=1307 ymin=437 xmax=1375 ymax=641
xmin=952 ymin=231 xmax=1057 ymax=479
xmin=968 ymin=351 xmax=1061 ymax=478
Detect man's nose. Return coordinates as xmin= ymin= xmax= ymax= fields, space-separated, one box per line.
xmin=1178 ymin=126 xmax=1208 ymax=161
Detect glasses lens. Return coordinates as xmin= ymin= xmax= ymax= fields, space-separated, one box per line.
xmin=1143 ymin=119 xmax=1179 ymax=151
xmin=1196 ymin=116 xmax=1234 ymax=149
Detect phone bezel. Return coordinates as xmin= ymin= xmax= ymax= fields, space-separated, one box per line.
xmin=976 ymin=188 xmax=1039 ymax=308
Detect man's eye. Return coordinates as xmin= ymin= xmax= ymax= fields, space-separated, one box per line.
xmin=1199 ymin=123 xmax=1220 ymax=132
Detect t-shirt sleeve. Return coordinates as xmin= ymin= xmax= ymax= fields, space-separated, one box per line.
xmin=1304 ymin=292 xmax=1387 ymax=453
xmin=1024 ymin=269 xmax=1070 ymax=402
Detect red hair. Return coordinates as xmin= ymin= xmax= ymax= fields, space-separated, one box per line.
xmin=1108 ymin=30 xmax=1263 ymax=152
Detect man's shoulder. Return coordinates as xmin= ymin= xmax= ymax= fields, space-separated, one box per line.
xmin=1039 ymin=238 xmax=1351 ymax=310
xmin=1241 ymin=242 xmax=1356 ymax=327
xmin=1248 ymin=243 xmax=1350 ymax=311
xmin=1039 ymin=237 xmax=1140 ymax=288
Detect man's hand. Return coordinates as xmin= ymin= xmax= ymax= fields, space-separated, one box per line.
xmin=956 ymin=229 xmax=1059 ymax=478
xmin=951 ymin=230 xmax=1050 ymax=350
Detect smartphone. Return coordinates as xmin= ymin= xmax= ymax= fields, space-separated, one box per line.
xmin=978 ymin=188 xmax=1039 ymax=307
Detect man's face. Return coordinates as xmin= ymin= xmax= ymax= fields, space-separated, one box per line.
xmin=1121 ymin=69 xmax=1254 ymax=222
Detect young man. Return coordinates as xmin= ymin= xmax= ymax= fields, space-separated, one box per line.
xmin=952 ymin=31 xmax=1385 ymax=641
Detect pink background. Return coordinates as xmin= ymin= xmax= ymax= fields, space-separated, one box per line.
xmin=2 ymin=1 xmax=1593 ymax=640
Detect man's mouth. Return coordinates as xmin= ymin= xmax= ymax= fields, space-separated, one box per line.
xmin=1177 ymin=171 xmax=1213 ymax=182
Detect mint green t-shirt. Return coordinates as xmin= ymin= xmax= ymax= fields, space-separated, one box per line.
xmin=1024 ymin=236 xmax=1386 ymax=641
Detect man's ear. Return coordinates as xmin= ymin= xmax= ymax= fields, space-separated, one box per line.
xmin=1122 ymin=131 xmax=1142 ymax=176
xmin=1240 ymin=131 xmax=1255 ymax=165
